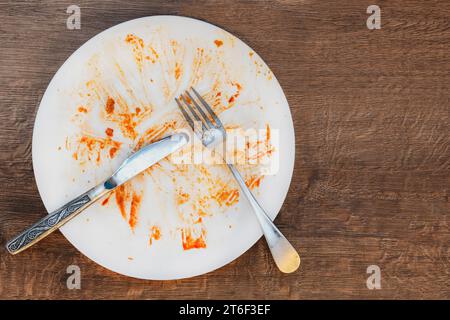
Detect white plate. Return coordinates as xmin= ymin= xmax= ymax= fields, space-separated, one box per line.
xmin=32 ymin=16 xmax=295 ymax=280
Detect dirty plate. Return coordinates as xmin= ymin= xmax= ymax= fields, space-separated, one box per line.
xmin=32 ymin=16 xmax=295 ymax=279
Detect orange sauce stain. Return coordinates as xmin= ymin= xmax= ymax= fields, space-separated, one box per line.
xmin=241 ymin=124 xmax=274 ymax=162
xmin=214 ymin=39 xmax=223 ymax=47
xmin=118 ymin=113 xmax=138 ymax=140
xmin=101 ymin=192 xmax=113 ymax=206
xmin=105 ymin=97 xmax=115 ymax=114
xmin=115 ymin=184 xmax=128 ymax=219
xmin=150 ymin=46 xmax=159 ymax=58
xmin=143 ymin=162 xmax=161 ymax=176
xmin=149 ymin=226 xmax=161 ymax=245
xmin=78 ymin=106 xmax=88 ymax=113
xmin=176 ymin=191 xmax=190 ymax=205
xmin=109 ymin=183 xmax=144 ymax=232
xmin=128 ymin=192 xmax=142 ymax=231
xmin=72 ymin=135 xmax=121 ymax=164
xmin=225 ymin=82 xmax=242 ymax=109
xmin=198 ymin=207 xmax=208 ymax=217
xmin=171 ymin=40 xmax=179 ymax=55
xmin=102 ymin=94 xmax=152 ymax=141
xmin=109 ymin=147 xmax=118 ymax=158
xmin=125 ymin=34 xmax=144 ymax=48
xmin=96 ymin=152 xmax=156 ymax=231
xmin=252 ymin=127 xmax=275 ymax=161
xmin=125 ymin=34 xmax=146 ymax=68
xmin=174 ymin=62 xmax=181 ymax=80
xmin=214 ymin=188 xmax=239 ymax=207
xmin=181 ymin=228 xmax=206 ymax=250
xmin=250 ymin=149 xmax=273 ymax=161
xmin=245 ymin=176 xmax=263 ymax=190
xmin=134 ymin=120 xmax=177 ymax=150
xmin=145 ymin=46 xmax=159 ymax=63
xmin=105 ymin=127 xmax=114 ymax=137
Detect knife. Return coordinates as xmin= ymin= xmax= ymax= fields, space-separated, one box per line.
xmin=6 ymin=132 xmax=189 ymax=254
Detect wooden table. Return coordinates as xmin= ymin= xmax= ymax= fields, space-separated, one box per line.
xmin=1 ymin=0 xmax=449 ymax=299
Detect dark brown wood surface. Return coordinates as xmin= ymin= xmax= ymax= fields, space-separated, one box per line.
xmin=1 ymin=0 xmax=449 ymax=299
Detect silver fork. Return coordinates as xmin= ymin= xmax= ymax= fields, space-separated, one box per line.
xmin=176 ymin=87 xmax=300 ymax=273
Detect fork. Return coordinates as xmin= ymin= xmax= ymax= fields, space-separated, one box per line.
xmin=176 ymin=87 xmax=300 ymax=273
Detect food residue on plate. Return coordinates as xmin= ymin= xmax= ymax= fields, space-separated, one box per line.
xmin=149 ymin=226 xmax=161 ymax=245
xmin=71 ymin=135 xmax=122 ymax=164
xmin=176 ymin=190 xmax=190 ymax=205
xmin=128 ymin=191 xmax=142 ymax=231
xmin=181 ymin=227 xmax=206 ymax=250
xmin=174 ymin=62 xmax=182 ymax=80
xmin=78 ymin=106 xmax=88 ymax=113
xmin=105 ymin=97 xmax=115 ymax=114
xmin=66 ymin=32 xmax=276 ymax=251
xmin=105 ymin=127 xmax=114 ymax=137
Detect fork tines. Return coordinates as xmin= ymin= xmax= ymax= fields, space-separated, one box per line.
xmin=175 ymin=87 xmax=224 ymax=134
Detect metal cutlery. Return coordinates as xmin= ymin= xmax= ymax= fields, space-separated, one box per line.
xmin=6 ymin=132 xmax=189 ymax=254
xmin=176 ymin=87 xmax=300 ymax=273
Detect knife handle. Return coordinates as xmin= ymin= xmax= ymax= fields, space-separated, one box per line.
xmin=6 ymin=190 xmax=96 ymax=254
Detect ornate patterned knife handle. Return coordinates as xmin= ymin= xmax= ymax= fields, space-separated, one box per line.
xmin=6 ymin=192 xmax=93 ymax=254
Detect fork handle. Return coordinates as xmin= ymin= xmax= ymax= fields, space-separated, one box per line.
xmin=227 ymin=164 xmax=300 ymax=273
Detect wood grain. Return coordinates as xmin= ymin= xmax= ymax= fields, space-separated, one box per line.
xmin=0 ymin=0 xmax=449 ymax=299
